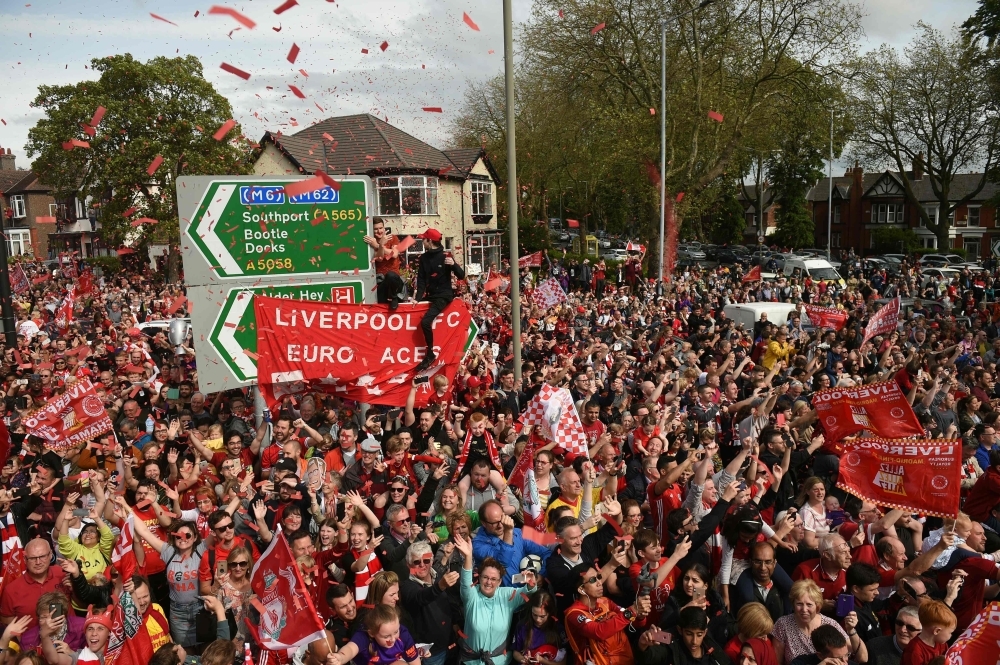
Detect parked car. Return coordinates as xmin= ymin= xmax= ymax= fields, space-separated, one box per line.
xmin=918 ymin=254 xmax=953 ymax=266
xmin=678 ymin=245 xmax=707 ymax=260
xmin=604 ymin=248 xmax=628 ymax=261
xmin=715 ymin=248 xmax=749 ymax=265
xmin=751 ymin=251 xmax=776 ymax=267
xmin=920 ymin=267 xmax=962 ymax=287
xmin=559 ymin=231 xmax=571 ymax=242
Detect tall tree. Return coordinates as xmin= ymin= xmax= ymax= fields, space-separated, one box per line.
xmin=768 ymin=129 xmax=824 ymax=248
xmin=851 ymin=24 xmax=1000 ymax=249
xmin=26 ymin=54 xmax=254 ymax=278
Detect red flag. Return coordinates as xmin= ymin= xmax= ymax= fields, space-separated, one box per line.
xmin=803 ymin=304 xmax=848 ymax=331
xmin=249 ymin=531 xmax=326 ymax=650
xmin=23 ymin=377 xmax=114 ymax=452
xmin=103 ymin=591 xmax=151 ymax=665
xmin=76 ymin=271 xmax=94 ymax=297
xmin=862 ymin=296 xmax=900 ymax=345
xmin=946 ymin=601 xmax=1000 ymax=663
xmin=255 ymin=298 xmax=471 ymax=408
xmin=742 ymin=265 xmax=761 ymax=282
xmin=0 ymin=511 xmax=23 ymax=603
xmin=813 ymin=380 xmax=923 ymax=442
xmin=837 ymin=438 xmax=961 ymax=518
xmin=9 ymin=263 xmax=28 ymax=295
xmin=566 ymin=219 xmax=580 ymax=228
xmin=483 ymin=278 xmax=503 ymax=292
xmin=518 ymin=251 xmax=543 ymax=268
xmin=0 ymin=419 xmax=9 ymax=472
xmin=56 ymin=291 xmax=74 ymax=329
xmin=107 ymin=514 xmax=139 ymax=582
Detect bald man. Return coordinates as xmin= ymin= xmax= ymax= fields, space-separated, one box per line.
xmin=0 ymin=538 xmax=66 ymax=627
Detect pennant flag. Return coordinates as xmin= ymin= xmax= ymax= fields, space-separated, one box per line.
xmin=518 ymin=251 xmax=543 ymax=268
xmin=23 ymin=377 xmax=114 ymax=452
xmin=9 ymin=263 xmax=28 ymax=295
xmin=862 ymin=296 xmax=900 ymax=345
xmin=741 ymin=265 xmax=761 ymax=282
xmin=813 ymin=380 xmax=923 ymax=442
xmin=531 ymin=277 xmax=568 ymax=309
xmin=521 ymin=384 xmax=590 ymax=460
xmin=946 ymin=602 xmax=1000 ymax=664
xmin=248 ymin=531 xmax=327 ymax=651
xmin=837 ymin=437 xmax=961 ymax=518
xmin=803 ymin=304 xmax=848 ymax=331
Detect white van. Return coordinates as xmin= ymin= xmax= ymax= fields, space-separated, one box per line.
xmin=782 ymin=258 xmax=845 ymax=287
xmin=723 ymin=303 xmax=800 ymax=330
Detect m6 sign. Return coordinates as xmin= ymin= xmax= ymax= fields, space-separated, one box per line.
xmin=181 ymin=176 xmax=373 ymax=282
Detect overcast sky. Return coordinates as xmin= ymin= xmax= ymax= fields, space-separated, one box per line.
xmin=0 ymin=0 xmax=981 ymax=171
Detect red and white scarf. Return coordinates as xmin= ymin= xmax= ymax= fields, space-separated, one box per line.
xmin=454 ymin=428 xmax=501 ymax=478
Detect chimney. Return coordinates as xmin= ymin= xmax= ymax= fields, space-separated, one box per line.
xmin=912 ymin=152 xmax=924 ymax=180
xmin=0 ymin=148 xmax=14 ymax=171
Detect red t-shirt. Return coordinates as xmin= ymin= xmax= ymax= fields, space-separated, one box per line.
xmin=648 ymin=481 xmax=683 ymax=546
xmin=792 ymin=559 xmax=846 ymax=600
xmin=374 ymin=235 xmax=401 ymax=275
xmin=132 ymin=507 xmax=167 ymax=574
xmin=901 ymin=636 xmax=946 ymax=665
xmin=581 ymin=419 xmax=606 ymax=449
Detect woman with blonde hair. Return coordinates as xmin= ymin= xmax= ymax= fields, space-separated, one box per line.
xmin=724 ymin=603 xmax=774 ymax=663
xmin=772 ymin=580 xmax=863 ymax=665
xmin=368 ymin=571 xmax=400 ymax=608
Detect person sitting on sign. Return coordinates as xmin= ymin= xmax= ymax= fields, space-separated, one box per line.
xmin=364 ymin=217 xmax=406 ymax=311
xmin=412 ymin=228 xmax=465 ymax=373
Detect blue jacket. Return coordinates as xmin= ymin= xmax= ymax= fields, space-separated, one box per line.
xmin=472 ymin=527 xmax=552 ymax=586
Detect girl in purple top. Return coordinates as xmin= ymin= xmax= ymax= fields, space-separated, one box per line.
xmin=327 ymin=605 xmax=421 ymax=665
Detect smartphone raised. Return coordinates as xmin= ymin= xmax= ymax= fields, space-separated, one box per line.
xmin=49 ymin=602 xmax=64 ymax=620
xmin=216 ymin=560 xmax=228 ymax=578
xmin=649 ymin=631 xmax=673 ymax=645
xmin=414 ymin=376 xmax=430 ymax=385
xmin=835 ymin=593 xmax=854 ymax=617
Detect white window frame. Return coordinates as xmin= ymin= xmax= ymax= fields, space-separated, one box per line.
xmin=75 ymin=197 xmax=86 ymax=219
xmin=964 ymin=238 xmax=981 ymax=259
xmin=376 ymin=176 xmax=439 ymax=216
xmin=7 ymin=229 xmax=30 ymax=256
xmin=921 ymin=205 xmax=937 ymax=228
xmin=467 ymin=233 xmax=502 ymax=271
xmin=870 ymin=203 xmax=903 ymax=224
xmin=9 ymin=195 xmax=25 ymax=219
xmin=922 ymin=237 xmax=937 ymax=249
xmin=833 ymin=205 xmax=841 ymax=224
xmin=471 ymin=181 xmax=492 ymax=216
xmin=831 ymin=232 xmax=841 ymax=248
xmin=968 ymin=205 xmax=981 ymax=227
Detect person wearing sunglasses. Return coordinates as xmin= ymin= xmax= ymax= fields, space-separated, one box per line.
xmin=564 ymin=562 xmax=651 ymax=665
xmin=212 ymin=545 xmax=254 ymax=644
xmin=864 ymin=605 xmax=920 ymax=665
xmin=197 ymin=508 xmax=262 ymax=596
xmin=115 ymin=496 xmax=207 ymax=647
xmin=399 ymin=541 xmax=462 ymax=665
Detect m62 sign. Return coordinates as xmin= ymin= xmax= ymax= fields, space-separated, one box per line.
xmin=184 ymin=177 xmax=371 ymax=279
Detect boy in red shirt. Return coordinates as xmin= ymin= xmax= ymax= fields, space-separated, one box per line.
xmin=901 ymin=600 xmax=956 ymax=665
xmin=627 ymin=528 xmax=692 ymax=624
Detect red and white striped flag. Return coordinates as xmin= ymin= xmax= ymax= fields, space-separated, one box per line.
xmin=0 ymin=512 xmax=25 ymax=600
xmin=530 ymin=277 xmax=567 ymax=309
xmin=521 ymin=384 xmax=590 ymax=460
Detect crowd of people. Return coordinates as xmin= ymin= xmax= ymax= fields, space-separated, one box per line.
xmin=0 ymin=236 xmax=998 ymax=665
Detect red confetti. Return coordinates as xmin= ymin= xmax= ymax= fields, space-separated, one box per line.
xmin=380 ymin=41 xmax=389 ymax=51
xmin=558 ymin=9 xmax=564 ymax=17
xmin=149 ymin=13 xmax=178 ymax=26
xmin=676 ymin=192 xmax=685 ymax=203
xmin=301 ymin=69 xmax=310 ymax=78
xmin=361 ymin=48 xmax=369 ymax=54
xmin=61 ymin=139 xmax=90 ymax=150
xmin=194 ymin=10 xmax=200 ymax=16
xmin=282 ymin=176 xmax=326 ymax=197
xmin=220 ymin=62 xmax=251 ymax=80
xmin=213 ymin=119 xmax=237 ymax=140
xmin=90 ymin=106 xmax=106 ymax=127
xmin=287 ymin=43 xmax=300 ymax=63
xmin=462 ymin=12 xmax=480 ymax=31
xmin=81 ymin=124 xmax=95 ymax=137
xmin=591 ymin=22 xmax=605 ymax=34
xmin=146 ymin=154 xmax=164 ymax=176
xmin=272 ymin=24 xmax=282 ymax=32
xmin=422 ymin=107 xmax=443 ymax=113
xmin=650 ymin=108 xmax=656 ymax=115
xmin=273 ymin=0 xmax=297 ymax=13
xmin=131 ymin=217 xmax=159 ymax=227
xmin=707 ymin=110 xmax=724 ymax=123
xmin=288 ymin=84 xmax=306 ymax=98
xmin=322 ymin=132 xmax=334 ymax=141
xmin=315 ymin=170 xmax=341 ymax=192
xmin=122 ymin=207 xmax=137 ymax=217
xmin=0 ymin=119 xmax=5 ymax=125
xmin=208 ymin=5 xmax=256 ymax=29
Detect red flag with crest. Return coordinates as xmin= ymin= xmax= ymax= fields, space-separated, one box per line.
xmin=742 ymin=265 xmax=762 ymax=283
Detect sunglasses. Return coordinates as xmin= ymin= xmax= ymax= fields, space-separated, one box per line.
xmin=581 ymin=575 xmax=599 ymax=585
xmin=174 ymin=532 xmax=194 ymax=541
xmin=230 ymin=561 xmax=249 ymax=569
xmin=392 ymin=517 xmax=410 ymax=525
xmin=215 ymin=523 xmax=234 ymax=532
xmin=391 ymin=487 xmax=407 ymax=493
xmin=895 ymin=620 xmax=920 ymax=632
xmin=414 ymin=556 xmax=433 ymax=566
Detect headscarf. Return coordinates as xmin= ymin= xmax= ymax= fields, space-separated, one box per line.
xmin=743 ymin=638 xmax=778 ymax=665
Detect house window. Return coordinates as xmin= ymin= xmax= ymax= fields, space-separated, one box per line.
xmin=921 ymin=205 xmax=937 ymax=227
xmin=964 ymin=238 xmax=981 ymax=259
xmin=969 ymin=206 xmax=981 ymax=227
xmin=7 ymin=229 xmax=30 ymax=256
xmin=922 ymin=237 xmax=937 ymax=249
xmin=75 ymin=198 xmax=86 ymax=219
xmin=471 ymin=181 xmax=492 ymax=216
xmin=947 ymin=206 xmax=955 ymax=225
xmin=834 ymin=206 xmax=841 ymax=224
xmin=831 ymin=232 xmax=841 ymax=248
xmin=376 ymin=176 xmax=438 ymax=216
xmin=9 ymin=195 xmax=25 ymax=219
xmin=467 ymin=233 xmax=502 ymax=271
xmin=870 ymin=203 xmax=903 ymax=224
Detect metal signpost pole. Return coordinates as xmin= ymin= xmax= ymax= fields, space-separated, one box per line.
xmin=503 ymin=0 xmax=522 ymax=383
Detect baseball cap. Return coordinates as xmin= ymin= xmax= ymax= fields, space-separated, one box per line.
xmin=419 ymin=228 xmax=442 ymax=242
xmin=466 ymin=376 xmax=481 ymax=389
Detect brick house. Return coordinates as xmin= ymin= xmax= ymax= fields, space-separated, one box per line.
xmin=807 ymin=160 xmax=999 ymax=259
xmin=253 ymin=114 xmax=502 ymax=272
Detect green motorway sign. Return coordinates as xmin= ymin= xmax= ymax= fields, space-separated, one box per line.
xmin=209 ymin=281 xmax=364 ymax=382
xmin=186 ymin=179 xmax=370 ymax=279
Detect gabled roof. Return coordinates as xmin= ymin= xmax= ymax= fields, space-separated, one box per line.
xmin=259 ymin=114 xmax=497 ymax=182
xmin=0 ymin=170 xmax=42 ymax=195
xmin=737 ymin=184 xmax=776 ymax=208
xmin=809 ymin=170 xmax=1000 ymax=203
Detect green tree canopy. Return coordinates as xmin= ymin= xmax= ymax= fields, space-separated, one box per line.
xmin=26 ymin=54 xmax=254 ymax=274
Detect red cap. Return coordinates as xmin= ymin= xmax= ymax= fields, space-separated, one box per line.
xmin=466 ymin=376 xmax=481 ymax=389
xmin=419 ymin=228 xmax=442 ymax=242
xmin=127 ymin=327 xmax=142 ymax=337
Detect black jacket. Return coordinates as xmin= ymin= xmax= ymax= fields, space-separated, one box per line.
xmin=545 ymin=520 xmax=619 ymax=616
xmin=731 ymin=566 xmax=793 ymax=622
xmin=399 ymin=576 xmax=459 ymax=656
xmin=416 ymin=246 xmax=465 ymax=301
xmin=636 ymin=636 xmax=732 ymax=665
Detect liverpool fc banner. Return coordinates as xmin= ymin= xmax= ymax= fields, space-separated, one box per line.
xmin=255 ymin=297 xmax=472 ymax=408
xmin=803 ymin=304 xmax=848 ymax=331
xmin=837 ymin=437 xmax=961 ymax=518
xmin=24 ymin=377 xmax=114 ymax=452
xmin=812 ymin=380 xmax=922 ymax=442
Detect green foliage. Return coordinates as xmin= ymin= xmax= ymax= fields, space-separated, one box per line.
xmin=870 ymin=227 xmax=920 ymax=254
xmin=768 ymin=130 xmax=823 ymax=248
xmin=709 ymin=184 xmax=749 ymax=245
xmin=84 ymin=255 xmax=122 ymax=274
xmin=26 ymin=54 xmax=255 ymax=257
xmin=501 ymin=217 xmax=553 ymax=255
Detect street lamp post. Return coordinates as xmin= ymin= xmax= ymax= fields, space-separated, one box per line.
xmin=827 ymin=109 xmax=833 ymax=260
xmin=659 ymin=0 xmax=716 ymax=284
xmin=502 ymin=0 xmax=522 ymax=383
